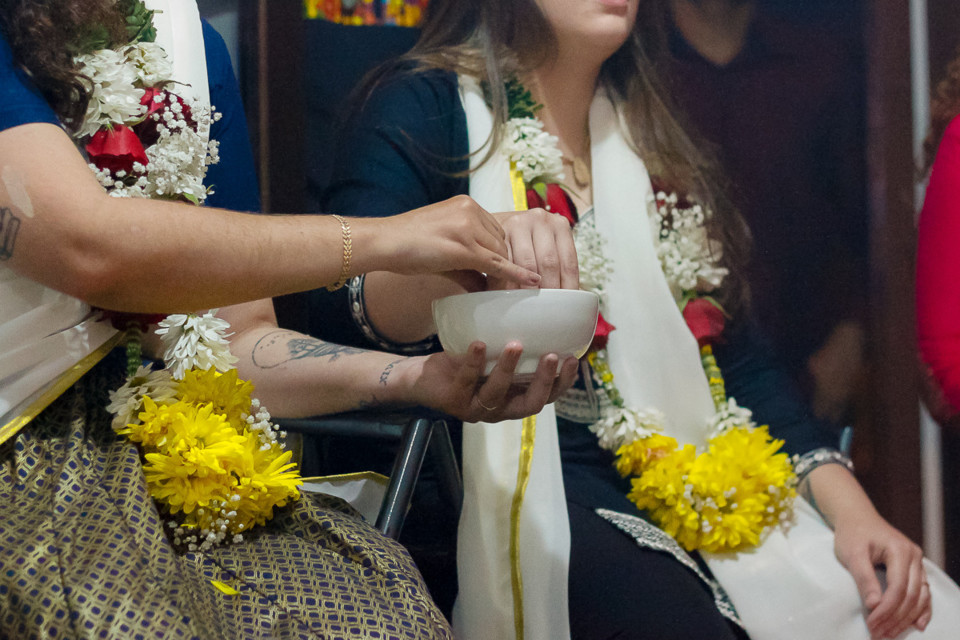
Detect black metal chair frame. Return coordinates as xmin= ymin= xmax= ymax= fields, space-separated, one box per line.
xmin=277 ymin=410 xmax=462 ymax=540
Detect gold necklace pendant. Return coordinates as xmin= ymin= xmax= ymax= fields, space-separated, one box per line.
xmin=571 ymin=156 xmax=591 ymax=188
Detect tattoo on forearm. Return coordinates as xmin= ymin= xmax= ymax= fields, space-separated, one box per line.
xmin=252 ymin=330 xmax=366 ymax=369
xmin=379 ymin=359 xmax=403 ymax=386
xmin=0 ymin=206 xmax=21 ymax=261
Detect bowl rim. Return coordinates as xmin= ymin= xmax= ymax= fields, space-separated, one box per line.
xmin=432 ymin=288 xmax=599 ymax=307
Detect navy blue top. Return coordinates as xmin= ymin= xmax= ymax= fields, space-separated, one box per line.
xmin=201 ymin=21 xmax=260 ymax=213
xmin=0 ymin=32 xmax=59 ymax=131
xmin=0 ymin=23 xmax=259 ymax=213
xmin=301 ymin=69 xmax=838 ymax=461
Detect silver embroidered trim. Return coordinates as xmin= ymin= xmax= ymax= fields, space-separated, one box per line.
xmin=348 ymin=274 xmax=440 ymax=355
xmin=595 ymin=508 xmax=744 ymax=630
xmin=555 ymin=360 xmax=609 ymax=424
xmin=792 ymin=447 xmax=853 ymax=482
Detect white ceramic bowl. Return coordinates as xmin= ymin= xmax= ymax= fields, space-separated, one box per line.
xmin=432 ymin=289 xmax=600 ymax=375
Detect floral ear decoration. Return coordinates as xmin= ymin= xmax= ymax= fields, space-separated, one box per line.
xmin=107 ymin=312 xmax=302 ymax=552
xmin=503 ymin=76 xmax=797 ymax=552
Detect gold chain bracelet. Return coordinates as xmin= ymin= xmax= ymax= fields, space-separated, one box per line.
xmin=326 ymin=214 xmax=352 ymax=292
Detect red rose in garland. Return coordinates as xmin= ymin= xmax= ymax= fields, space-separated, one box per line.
xmin=96 ymin=309 xmax=168 ymax=333
xmin=527 ymin=182 xmax=578 ymax=227
xmin=86 ymin=125 xmax=149 ymax=174
xmin=682 ymin=297 xmax=726 ymax=347
xmin=590 ymin=312 xmax=616 ymax=351
xmin=135 ymin=88 xmax=195 ymax=146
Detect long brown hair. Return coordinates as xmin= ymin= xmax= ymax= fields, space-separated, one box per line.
xmin=0 ymin=0 xmax=125 ymax=129
xmin=370 ymin=0 xmax=750 ymax=312
xmin=923 ymin=46 xmax=960 ymax=176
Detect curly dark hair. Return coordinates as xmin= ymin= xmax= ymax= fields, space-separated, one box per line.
xmin=0 ymin=0 xmax=126 ymax=129
xmin=923 ymin=46 xmax=960 ymax=175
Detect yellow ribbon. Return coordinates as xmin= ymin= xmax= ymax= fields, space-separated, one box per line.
xmin=0 ymin=331 xmax=124 ymax=447
xmin=507 ymin=162 xmax=537 ymax=640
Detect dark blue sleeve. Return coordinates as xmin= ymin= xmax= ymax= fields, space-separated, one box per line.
xmin=201 ymin=20 xmax=260 ymax=213
xmin=275 ymin=69 xmax=469 ymax=346
xmin=0 ymin=31 xmax=59 ymax=132
xmin=321 ymin=69 xmax=469 ymax=216
xmin=714 ymin=317 xmax=840 ymax=458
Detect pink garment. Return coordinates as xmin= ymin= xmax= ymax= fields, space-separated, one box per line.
xmin=917 ymin=115 xmax=960 ymax=415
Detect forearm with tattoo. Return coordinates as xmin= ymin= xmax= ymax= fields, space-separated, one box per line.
xmin=379 ymin=358 xmax=403 ymax=386
xmin=0 ymin=206 xmax=21 ymax=260
xmin=251 ymin=329 xmax=366 ymax=369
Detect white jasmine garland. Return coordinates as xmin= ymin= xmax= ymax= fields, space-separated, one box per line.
xmin=75 ymin=36 xmax=220 ymax=204
xmin=123 ymin=42 xmax=174 ymax=86
xmin=573 ymin=215 xmax=613 ymax=298
xmin=706 ymin=397 xmax=756 ymax=437
xmin=503 ymin=117 xmax=565 ymax=184
xmin=588 ymin=405 xmax=664 ymax=451
xmin=155 ymin=311 xmax=239 ymax=379
xmin=650 ymin=191 xmax=729 ymax=299
xmin=106 ymin=365 xmax=178 ymax=429
xmin=74 ymin=48 xmax=146 ymax=138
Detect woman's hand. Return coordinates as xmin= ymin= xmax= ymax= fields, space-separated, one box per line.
xmin=488 ymin=208 xmax=580 ymax=290
xmin=403 ymin=341 xmax=579 ymax=422
xmin=833 ymin=513 xmax=931 ymax=639
xmin=805 ymin=464 xmax=931 ymax=639
xmin=368 ymin=195 xmax=543 ymax=287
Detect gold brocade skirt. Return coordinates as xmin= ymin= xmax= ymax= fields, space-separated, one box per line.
xmin=0 ymin=362 xmax=453 ymax=640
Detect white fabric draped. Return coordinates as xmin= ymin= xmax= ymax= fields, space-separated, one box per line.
xmin=0 ymin=272 xmax=116 ymax=427
xmin=454 ymin=77 xmax=960 ymax=640
xmin=148 ymin=0 xmax=209 ymax=109
xmin=453 ymin=77 xmax=571 ymax=640
xmin=0 ymin=0 xmax=209 ymax=433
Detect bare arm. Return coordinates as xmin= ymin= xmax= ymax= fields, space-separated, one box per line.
xmin=218 ymin=300 xmax=578 ymax=421
xmin=0 ymin=123 xmax=538 ymax=313
xmin=803 ymin=464 xmax=931 ymax=638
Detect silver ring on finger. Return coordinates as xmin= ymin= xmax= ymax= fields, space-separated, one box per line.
xmin=477 ymin=399 xmax=499 ymax=412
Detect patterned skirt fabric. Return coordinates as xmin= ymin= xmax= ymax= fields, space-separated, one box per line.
xmin=0 ymin=363 xmax=453 ymax=640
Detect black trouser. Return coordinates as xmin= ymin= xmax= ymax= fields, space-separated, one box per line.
xmin=567 ymin=500 xmax=748 ymax=640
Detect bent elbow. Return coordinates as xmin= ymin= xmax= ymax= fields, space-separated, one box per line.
xmin=55 ymin=244 xmax=132 ymax=310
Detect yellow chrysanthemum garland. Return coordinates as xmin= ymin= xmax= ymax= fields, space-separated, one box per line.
xmin=581 ymin=192 xmax=798 ymax=553
xmin=590 ymin=348 xmax=797 ymax=553
xmin=505 ymin=78 xmax=797 ymax=552
xmin=108 ymin=313 xmax=302 ymax=551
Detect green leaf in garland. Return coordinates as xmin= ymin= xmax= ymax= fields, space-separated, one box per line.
xmin=505 ymin=77 xmax=542 ymax=120
xmin=121 ymin=0 xmax=158 ymax=44
xmin=71 ymin=0 xmax=156 ymax=53
xmin=532 ymin=181 xmax=548 ymax=201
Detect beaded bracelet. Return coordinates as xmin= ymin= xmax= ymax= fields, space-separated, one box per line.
xmin=326 ymin=214 xmax=352 ymax=292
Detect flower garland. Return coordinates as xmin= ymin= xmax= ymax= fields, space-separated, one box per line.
xmin=504 ymin=78 xmax=796 ymax=553
xmin=76 ymin=1 xmax=301 ymax=551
